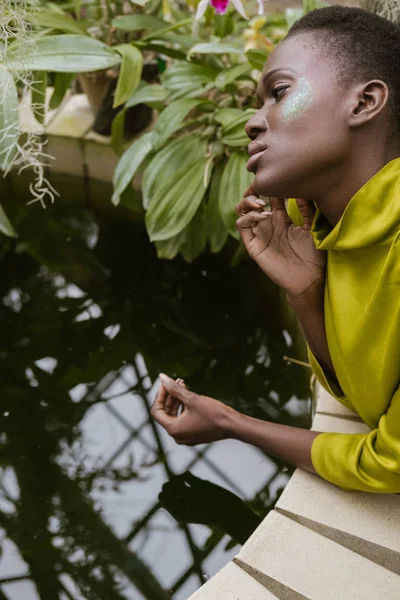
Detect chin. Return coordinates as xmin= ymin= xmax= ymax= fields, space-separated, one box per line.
xmin=253 ymin=166 xmax=301 ymax=199
xmin=253 ymin=170 xmax=283 ymax=198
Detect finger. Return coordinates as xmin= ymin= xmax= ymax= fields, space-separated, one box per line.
xmin=243 ymin=182 xmax=258 ymax=198
xmin=236 ymin=211 xmax=271 ymax=230
xmin=165 ymin=378 xmax=185 ymax=416
xmin=159 ymin=374 xmax=191 ymax=403
xmin=151 ymin=381 xmax=176 ymax=427
xmin=269 ymin=197 xmax=287 ymax=212
xmin=235 ymin=196 xmax=266 ymax=217
xmin=295 ymin=198 xmax=316 ymax=231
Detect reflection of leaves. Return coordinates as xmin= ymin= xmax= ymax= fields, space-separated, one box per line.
xmin=0 ymin=176 xmax=310 ymax=600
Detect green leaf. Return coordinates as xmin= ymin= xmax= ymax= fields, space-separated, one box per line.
xmin=112 ymin=15 xmax=167 ymax=31
xmin=31 ymin=71 xmax=47 ymax=125
xmin=75 ymin=0 xmax=82 ymax=19
xmin=113 ymin=44 xmax=143 ymax=108
xmin=0 ymin=203 xmax=16 ymax=237
xmin=214 ymin=13 xmax=234 ymax=38
xmin=180 ymin=203 xmax=208 ymax=263
xmin=206 ymin=163 xmax=228 ymax=253
xmin=142 ymin=135 xmax=207 ymax=210
xmin=126 ymin=82 xmax=166 ymax=109
xmin=110 ymin=109 xmax=126 ymax=156
xmin=31 ymin=8 xmax=87 ymax=34
xmin=215 ymin=62 xmax=252 ymax=90
xmin=146 ymin=157 xmax=211 ymax=241
xmin=188 ymin=42 xmax=243 ymax=58
xmin=214 ymin=108 xmax=243 ymax=127
xmin=10 ymin=35 xmax=121 ymax=72
xmin=112 ymin=131 xmax=154 ymax=206
xmin=153 ymin=98 xmax=204 ymax=149
xmin=245 ymin=48 xmax=269 ymax=71
xmin=221 ymin=109 xmax=255 ymax=147
xmin=155 ymin=229 xmax=187 ymax=260
xmin=111 ymin=83 xmax=166 ymax=155
xmin=142 ymin=18 xmax=192 ymax=41
xmin=0 ymin=68 xmax=19 ymax=172
xmin=49 ymin=72 xmax=75 ymax=110
xmin=138 ymin=42 xmax=187 ymax=61
xmin=219 ymin=152 xmax=253 ymax=238
xmin=162 ymin=63 xmax=218 ymax=96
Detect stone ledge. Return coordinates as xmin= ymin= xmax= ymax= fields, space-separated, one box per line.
xmin=276 ymin=469 xmax=400 ymax=576
xmin=188 ymin=561 xmax=278 ymax=600
xmin=311 ymin=412 xmax=370 ymax=434
xmin=315 ymin=385 xmax=358 ymax=419
xmin=236 ymin=510 xmax=400 ymax=599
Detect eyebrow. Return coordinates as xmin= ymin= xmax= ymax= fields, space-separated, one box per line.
xmin=256 ymin=67 xmax=297 ymax=100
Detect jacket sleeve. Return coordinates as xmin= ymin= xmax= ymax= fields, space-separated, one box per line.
xmin=311 ymin=375 xmax=400 ymax=493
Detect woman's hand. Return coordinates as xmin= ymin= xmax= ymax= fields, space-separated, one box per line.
xmin=235 ymin=189 xmax=326 ymax=299
xmin=150 ymin=375 xmax=236 ymax=445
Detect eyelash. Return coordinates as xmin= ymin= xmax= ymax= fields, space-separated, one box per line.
xmin=272 ymin=86 xmax=288 ymax=101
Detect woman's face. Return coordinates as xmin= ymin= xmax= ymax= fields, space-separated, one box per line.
xmin=246 ymin=33 xmax=352 ymax=199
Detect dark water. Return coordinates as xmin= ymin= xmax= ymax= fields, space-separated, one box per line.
xmin=0 ymin=173 xmax=311 ymax=600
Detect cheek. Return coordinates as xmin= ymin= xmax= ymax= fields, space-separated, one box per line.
xmin=280 ymin=79 xmax=314 ymax=126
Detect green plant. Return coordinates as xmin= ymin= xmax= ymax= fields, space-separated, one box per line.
xmin=110 ymin=8 xmax=289 ymax=262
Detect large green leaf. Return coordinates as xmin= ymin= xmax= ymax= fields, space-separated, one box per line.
xmin=126 ymin=82 xmax=166 ymax=109
xmin=112 ymin=131 xmax=154 ymax=206
xmin=153 ymin=98 xmax=204 ymax=149
xmin=221 ymin=109 xmax=255 ymax=147
xmin=219 ymin=152 xmax=253 ymax=239
xmin=31 ymin=8 xmax=87 ymax=34
xmin=11 ymin=35 xmax=121 ymax=72
xmin=142 ymin=18 xmax=192 ymax=41
xmin=31 ymin=71 xmax=47 ymax=125
xmin=49 ymin=72 xmax=75 ymax=110
xmin=142 ymin=135 xmax=207 ymax=210
xmin=245 ymin=48 xmax=269 ymax=71
xmin=112 ymin=15 xmax=167 ymax=31
xmin=180 ymin=203 xmax=208 ymax=263
xmin=213 ymin=108 xmax=243 ymax=127
xmin=113 ymin=44 xmax=143 ymax=108
xmin=146 ymin=157 xmax=211 ymax=241
xmin=111 ymin=83 xmax=166 ymax=155
xmin=0 ymin=203 xmax=16 ymax=238
xmin=162 ymin=63 xmax=218 ymax=96
xmin=206 ymin=163 xmax=228 ymax=253
xmin=215 ymin=62 xmax=252 ymax=90
xmin=188 ymin=42 xmax=243 ymax=57
xmin=155 ymin=229 xmax=187 ymax=260
xmin=0 ymin=68 xmax=19 ymax=172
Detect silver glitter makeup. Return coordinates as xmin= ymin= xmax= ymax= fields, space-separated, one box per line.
xmin=281 ymin=77 xmax=313 ymax=123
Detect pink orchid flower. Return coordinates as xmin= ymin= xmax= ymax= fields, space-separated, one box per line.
xmin=195 ymin=0 xmax=264 ymax=19
xmin=196 ymin=0 xmax=248 ymax=19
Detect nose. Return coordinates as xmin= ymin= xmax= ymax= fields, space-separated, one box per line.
xmin=245 ymin=111 xmax=267 ymax=141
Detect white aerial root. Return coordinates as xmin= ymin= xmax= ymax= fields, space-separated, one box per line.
xmin=0 ymin=0 xmax=58 ymax=208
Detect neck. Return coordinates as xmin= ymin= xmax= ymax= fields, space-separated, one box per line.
xmin=313 ymin=145 xmax=400 ymax=227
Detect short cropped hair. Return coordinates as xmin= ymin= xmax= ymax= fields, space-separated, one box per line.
xmin=287 ymin=6 xmax=400 ymax=132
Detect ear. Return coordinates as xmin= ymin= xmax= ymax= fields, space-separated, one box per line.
xmin=349 ymin=80 xmax=390 ymax=128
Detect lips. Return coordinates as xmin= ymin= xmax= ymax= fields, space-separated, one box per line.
xmin=247 ymin=142 xmax=267 ymax=172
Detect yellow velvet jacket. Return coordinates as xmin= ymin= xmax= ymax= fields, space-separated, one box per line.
xmin=289 ymin=157 xmax=400 ymax=493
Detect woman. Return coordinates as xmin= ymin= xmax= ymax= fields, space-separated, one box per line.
xmin=151 ymin=6 xmax=400 ymax=493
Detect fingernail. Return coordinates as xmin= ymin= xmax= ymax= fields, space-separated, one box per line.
xmin=255 ymin=199 xmax=266 ymax=206
xmin=260 ymin=211 xmax=273 ymax=215
xmin=160 ymin=373 xmax=168 ymax=382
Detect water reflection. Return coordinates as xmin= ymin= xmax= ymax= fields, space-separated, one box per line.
xmin=0 ymin=173 xmax=311 ymax=599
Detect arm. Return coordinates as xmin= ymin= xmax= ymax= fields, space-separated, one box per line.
xmin=151 ymin=375 xmax=319 ymax=474
xmin=227 ymin=410 xmax=319 ymax=473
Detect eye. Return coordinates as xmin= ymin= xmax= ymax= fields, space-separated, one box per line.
xmin=272 ymin=85 xmax=288 ymax=101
